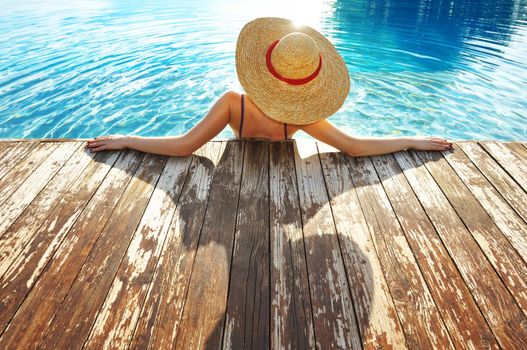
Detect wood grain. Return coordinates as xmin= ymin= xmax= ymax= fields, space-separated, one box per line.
xmin=442 ymin=144 xmax=527 ymax=264
xmin=318 ymin=145 xmax=407 ymax=349
xmin=0 ymin=142 xmax=9 ymax=156
xmin=223 ymin=141 xmax=270 ymax=349
xmin=293 ymin=139 xmax=361 ymax=349
xmin=348 ymin=153 xmax=453 ymax=349
xmin=269 ymin=141 xmax=315 ymax=350
xmin=0 ymin=142 xmax=94 ymax=276
xmin=0 ymin=142 xmax=18 ymax=163
xmin=459 ymin=142 xmax=527 ymax=224
xmin=173 ymin=141 xmax=244 ymax=349
xmin=396 ymin=149 xmax=527 ymax=349
xmin=39 ymin=153 xmax=168 ymax=349
xmin=0 ymin=142 xmax=58 ymax=207
xmin=82 ymin=151 xmax=192 ymax=350
xmin=479 ymin=141 xmax=527 ymax=193
xmin=0 ymin=141 xmax=81 ymax=239
xmin=1 ymin=140 xmax=526 ymax=349
xmin=503 ymin=141 xmax=527 ymax=160
xmin=371 ymin=152 xmax=498 ymax=349
xmin=0 ymin=150 xmax=139 ymax=348
xmin=0 ymin=141 xmax=39 ymax=181
xmin=128 ymin=142 xmax=225 ymax=349
xmin=419 ymin=149 xmax=527 ymax=316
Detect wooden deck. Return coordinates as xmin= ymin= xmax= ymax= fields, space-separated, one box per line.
xmin=0 ymin=139 xmax=526 ymax=349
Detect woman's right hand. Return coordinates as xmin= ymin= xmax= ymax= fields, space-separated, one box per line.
xmin=410 ymin=136 xmax=453 ymax=151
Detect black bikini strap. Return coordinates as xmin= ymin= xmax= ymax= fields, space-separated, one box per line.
xmin=240 ymin=94 xmax=245 ymax=138
xmin=284 ymin=122 xmax=288 ymax=140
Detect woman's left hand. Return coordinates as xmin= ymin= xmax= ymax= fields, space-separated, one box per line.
xmin=410 ymin=136 xmax=453 ymax=151
xmin=86 ymin=134 xmax=130 ymax=152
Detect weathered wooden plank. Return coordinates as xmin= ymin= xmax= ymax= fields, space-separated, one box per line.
xmin=418 ymin=149 xmax=527 ymax=316
xmin=395 ymin=150 xmax=527 ymax=348
xmin=1 ymin=139 xmax=525 ymax=349
xmin=293 ymin=140 xmax=361 ymax=349
xmin=0 ymin=142 xmax=57 ymax=206
xmin=0 ymin=142 xmax=94 ymax=276
xmin=0 ymin=138 xmax=93 ymax=142
xmin=173 ymin=140 xmax=244 ymax=349
xmin=0 ymin=141 xmax=39 ymax=181
xmin=458 ymin=142 xmax=527 ymax=225
xmin=318 ymin=144 xmax=407 ymax=349
xmin=0 ymin=150 xmax=139 ymax=347
xmin=347 ymin=153 xmax=452 ymax=349
xmin=0 ymin=142 xmax=8 ymax=154
xmin=222 ymin=141 xmax=270 ymax=349
xmin=371 ymin=152 xmax=498 ymax=349
xmin=442 ymin=144 xmax=527 ymax=264
xmin=0 ymin=141 xmax=81 ymax=239
xmin=479 ymin=141 xmax=527 ymax=193
xmin=129 ymin=142 xmax=225 ymax=349
xmin=0 ymin=141 xmax=44 ymax=181
xmin=269 ymin=141 xmax=315 ymax=350
xmin=500 ymin=142 xmax=527 ymax=167
xmin=38 ymin=154 xmax=168 ymax=349
xmin=0 ymin=142 xmax=15 ymax=161
xmin=82 ymin=151 xmax=193 ymax=349
xmin=503 ymin=141 xmax=527 ymax=160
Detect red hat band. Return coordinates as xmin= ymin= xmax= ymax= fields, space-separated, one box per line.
xmin=265 ymin=39 xmax=322 ymax=86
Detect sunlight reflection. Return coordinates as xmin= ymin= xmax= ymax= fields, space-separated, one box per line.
xmin=295 ymin=139 xmax=319 ymax=160
xmin=230 ymin=0 xmax=337 ymax=30
xmin=2 ymin=0 xmax=110 ymax=16
xmin=317 ymin=141 xmax=340 ymax=154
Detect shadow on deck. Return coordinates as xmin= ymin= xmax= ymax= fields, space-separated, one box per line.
xmin=0 ymin=139 xmax=526 ymax=349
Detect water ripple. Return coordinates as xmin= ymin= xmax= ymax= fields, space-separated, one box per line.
xmin=0 ymin=0 xmax=526 ymax=140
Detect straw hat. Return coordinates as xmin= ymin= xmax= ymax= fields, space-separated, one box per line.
xmin=236 ymin=17 xmax=350 ymax=125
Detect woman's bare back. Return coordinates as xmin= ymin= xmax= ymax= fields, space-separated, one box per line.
xmin=228 ymin=92 xmax=300 ymax=141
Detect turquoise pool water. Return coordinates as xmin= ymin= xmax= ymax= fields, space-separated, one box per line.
xmin=1 ymin=0 xmax=526 ymax=140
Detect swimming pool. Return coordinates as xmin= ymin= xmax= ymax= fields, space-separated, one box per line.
xmin=1 ymin=0 xmax=526 ymax=141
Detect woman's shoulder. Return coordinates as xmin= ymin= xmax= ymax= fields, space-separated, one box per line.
xmin=223 ymin=90 xmax=243 ymax=100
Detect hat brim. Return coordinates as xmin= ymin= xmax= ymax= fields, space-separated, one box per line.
xmin=236 ymin=17 xmax=350 ymax=125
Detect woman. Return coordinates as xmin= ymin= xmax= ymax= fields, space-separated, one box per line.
xmin=86 ymin=17 xmax=452 ymax=156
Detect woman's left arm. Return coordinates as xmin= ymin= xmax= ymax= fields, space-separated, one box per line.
xmin=300 ymin=119 xmax=452 ymax=156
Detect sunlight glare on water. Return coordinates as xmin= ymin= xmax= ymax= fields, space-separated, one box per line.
xmin=0 ymin=0 xmax=526 ymax=140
